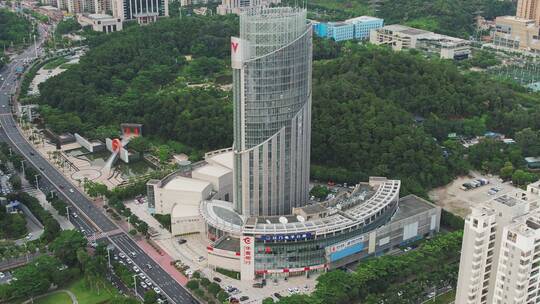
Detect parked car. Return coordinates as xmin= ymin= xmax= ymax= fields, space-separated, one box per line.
xmin=213 ymin=277 xmax=222 ymax=283
xmin=177 ymin=239 xmax=187 ymax=244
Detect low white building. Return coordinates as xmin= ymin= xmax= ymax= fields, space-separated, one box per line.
xmin=171 ymin=201 xmax=201 ymax=235
xmin=370 ymin=24 xmax=471 ymax=60
xmin=153 ymin=176 xmax=212 ymax=215
xmin=192 ymin=165 xmax=232 ymax=201
xmin=147 ymin=149 xmax=234 ymax=235
xmin=77 ymin=14 xmax=123 ymax=33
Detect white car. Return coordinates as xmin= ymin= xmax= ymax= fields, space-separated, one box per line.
xmin=0 ymin=272 xmax=5 ymax=279
xmin=69 ymin=188 xmax=74 ymax=193
xmin=139 ymin=274 xmax=146 ymax=280
xmin=119 ymin=253 xmax=126 ymax=259
xmin=126 ymin=259 xmax=132 ymax=265
xmin=133 ymin=266 xmax=140 ymax=273
xmin=153 ymin=287 xmax=161 ymax=294
xmin=145 ymin=279 xmax=152 ymax=286
xmin=140 ymin=282 xmax=147 ymax=289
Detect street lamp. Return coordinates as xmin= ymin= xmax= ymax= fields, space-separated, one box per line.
xmin=34 ymin=174 xmax=39 ymax=189
xmin=107 ymin=247 xmax=112 ymax=268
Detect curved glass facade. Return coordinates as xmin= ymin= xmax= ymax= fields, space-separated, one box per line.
xmin=232 ymin=7 xmax=312 ymax=216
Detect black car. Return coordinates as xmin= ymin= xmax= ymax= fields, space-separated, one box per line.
xmin=178 ymin=239 xmax=187 ymax=244
xmin=213 ymin=277 xmax=221 ymax=283
xmin=240 ymin=296 xmax=249 ymax=301
xmin=274 ymin=293 xmax=282 ymax=299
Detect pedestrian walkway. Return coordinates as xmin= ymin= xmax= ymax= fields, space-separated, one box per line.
xmin=135 ymin=237 xmax=189 ymax=286
xmin=22 ymin=289 xmax=78 ymax=304
xmin=20 ymin=177 xmax=74 ymax=230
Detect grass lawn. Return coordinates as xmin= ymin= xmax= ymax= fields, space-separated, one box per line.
xmin=68 ymin=278 xmax=120 ymax=304
xmin=430 ymin=290 xmax=455 ymax=304
xmin=35 ymin=291 xmax=72 ymax=304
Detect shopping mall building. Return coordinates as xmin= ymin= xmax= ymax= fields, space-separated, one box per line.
xmin=147 ymin=7 xmax=441 ymax=282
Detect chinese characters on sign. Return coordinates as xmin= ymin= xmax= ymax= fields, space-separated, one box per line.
xmin=242 ymin=236 xmax=252 ymax=265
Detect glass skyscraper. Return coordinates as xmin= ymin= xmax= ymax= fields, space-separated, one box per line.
xmin=231 ymin=7 xmax=312 ymax=216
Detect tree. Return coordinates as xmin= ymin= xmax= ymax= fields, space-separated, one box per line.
xmin=310 ymin=185 xmax=330 ymax=200
xmin=50 ymin=230 xmax=87 ymax=266
xmin=9 ymin=175 xmax=21 ymax=190
xmin=218 ymin=290 xmax=230 ymax=302
xmin=186 ymin=280 xmax=199 ymax=290
xmin=200 ymin=277 xmax=211 ymax=287
xmin=84 ymin=180 xmax=109 ymax=198
xmin=207 ymin=282 xmax=221 ymax=296
xmin=144 ymin=290 xmax=159 ymax=304
xmin=512 ymin=169 xmax=537 ymax=187
xmin=500 ymin=161 xmax=514 ymax=181
xmin=128 ymin=136 xmax=150 ymax=154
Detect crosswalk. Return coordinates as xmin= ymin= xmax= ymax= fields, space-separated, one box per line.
xmin=21 ymin=185 xmax=39 ymax=196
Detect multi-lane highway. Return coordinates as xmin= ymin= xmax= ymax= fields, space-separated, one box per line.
xmin=0 ymin=21 xmax=196 ymax=304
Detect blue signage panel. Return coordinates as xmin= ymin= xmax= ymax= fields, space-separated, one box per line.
xmin=258 ymin=232 xmax=314 ymax=242
xmin=329 ymin=243 xmax=364 ymax=262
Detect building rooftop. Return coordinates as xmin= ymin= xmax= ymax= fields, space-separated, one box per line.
xmin=393 ymin=194 xmax=437 ymax=222
xmin=207 ymin=150 xmax=233 ymax=170
xmin=87 ymin=13 xmax=116 ymax=20
xmin=193 ymin=164 xmax=231 ymax=178
xmin=345 ymin=16 xmax=382 ymax=23
xmin=163 ymin=176 xmax=211 ymax=193
xmin=525 ymin=157 xmax=540 ymax=163
xmin=494 ymin=194 xmax=522 ymax=207
xmin=382 ymin=24 xmax=429 ymax=35
xmin=200 ymin=178 xmax=401 ymax=237
xmin=296 ymin=203 xmax=327 ymax=215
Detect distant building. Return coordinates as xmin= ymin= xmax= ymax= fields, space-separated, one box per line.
xmin=517 ymin=0 xmax=540 ymax=26
xmin=216 ymin=0 xmax=280 ymax=15
xmin=180 ymin=0 xmax=218 ymax=6
xmin=370 ymin=24 xmax=471 ymax=60
xmin=57 ymin=0 xmax=69 ymax=10
xmin=111 ymin=0 xmax=169 ymax=22
xmin=78 ymin=13 xmax=123 ymax=32
xmin=37 ymin=6 xmax=64 ymax=21
xmin=525 ymin=157 xmax=540 ymax=169
xmin=493 ymin=16 xmax=540 ymax=54
xmin=313 ymin=16 xmax=384 ymax=42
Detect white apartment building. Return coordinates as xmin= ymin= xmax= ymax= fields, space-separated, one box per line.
xmin=456 ymin=191 xmax=540 ymax=304
xmin=216 ymin=0 xmax=280 ymax=15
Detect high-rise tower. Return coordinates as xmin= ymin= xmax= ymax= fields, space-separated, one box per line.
xmin=231 ymin=7 xmax=312 ymax=217
xmin=517 ymin=0 xmax=540 ymax=25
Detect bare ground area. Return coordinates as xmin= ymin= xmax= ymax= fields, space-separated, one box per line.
xmin=428 ymin=171 xmax=516 ymax=218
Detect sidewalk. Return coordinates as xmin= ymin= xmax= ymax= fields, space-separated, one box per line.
xmin=20 ymin=177 xmax=74 ymax=230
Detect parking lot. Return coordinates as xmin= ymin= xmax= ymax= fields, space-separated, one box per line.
xmin=429 ymin=171 xmax=517 ymax=217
